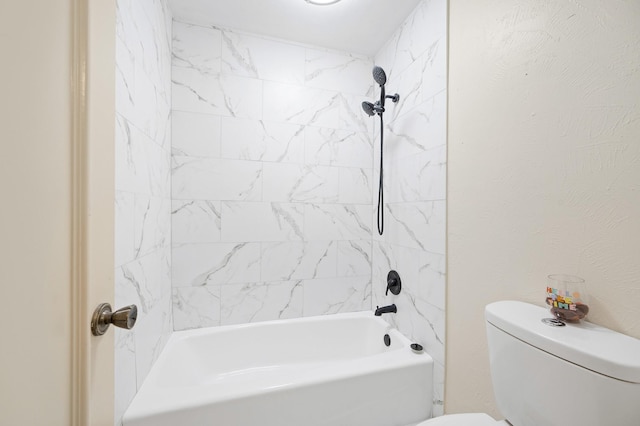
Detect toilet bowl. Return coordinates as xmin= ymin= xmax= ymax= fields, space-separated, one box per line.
xmin=416 ymin=413 xmax=505 ymax=425
xmin=418 ymin=300 xmax=640 ymax=426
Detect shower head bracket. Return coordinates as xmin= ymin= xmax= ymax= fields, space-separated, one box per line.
xmin=386 ymin=93 xmax=400 ymax=103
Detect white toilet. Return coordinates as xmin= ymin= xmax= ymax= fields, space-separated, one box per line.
xmin=418 ymin=300 xmax=640 ymax=426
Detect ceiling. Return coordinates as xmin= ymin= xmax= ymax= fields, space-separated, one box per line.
xmin=167 ymin=0 xmax=423 ymax=57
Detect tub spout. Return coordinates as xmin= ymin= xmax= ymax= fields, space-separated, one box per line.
xmin=374 ymin=304 xmax=397 ymax=316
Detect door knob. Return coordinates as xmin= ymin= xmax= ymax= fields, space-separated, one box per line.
xmin=91 ymin=303 xmax=138 ymax=336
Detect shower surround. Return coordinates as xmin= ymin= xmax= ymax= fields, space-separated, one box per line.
xmin=114 ymin=0 xmax=447 ymax=423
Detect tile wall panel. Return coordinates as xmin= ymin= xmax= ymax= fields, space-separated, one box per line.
xmin=373 ymin=0 xmax=448 ymax=417
xmin=170 ymin=21 xmax=375 ymax=332
xmin=114 ymin=0 xmax=173 ymax=424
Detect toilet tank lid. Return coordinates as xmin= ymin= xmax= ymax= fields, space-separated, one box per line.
xmin=485 ymin=301 xmax=640 ymax=384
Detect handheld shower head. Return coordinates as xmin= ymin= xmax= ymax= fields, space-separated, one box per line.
xmin=363 ymin=65 xmax=399 ymax=236
xmin=362 ymin=67 xmax=399 ymax=116
xmin=372 ymin=66 xmax=387 ymax=86
xmin=361 ymin=101 xmax=376 ymax=117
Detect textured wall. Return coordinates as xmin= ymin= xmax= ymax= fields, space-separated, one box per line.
xmin=448 ymin=0 xmax=640 ymax=417
xmin=170 ymin=22 xmax=375 ymax=330
xmin=113 ymin=0 xmax=173 ymax=424
xmin=373 ymin=0 xmax=448 ymax=416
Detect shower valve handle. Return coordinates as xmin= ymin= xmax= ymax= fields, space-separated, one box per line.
xmin=386 ymin=270 xmax=402 ymax=296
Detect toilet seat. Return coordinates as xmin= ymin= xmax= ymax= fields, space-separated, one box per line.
xmin=416 ymin=413 xmax=503 ymax=426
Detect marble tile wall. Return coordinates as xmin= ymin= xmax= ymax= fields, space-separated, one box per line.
xmin=113 ymin=1 xmax=445 ymax=421
xmin=171 ymin=22 xmax=375 ymax=331
xmin=114 ymin=0 xmax=173 ymax=424
xmin=373 ymin=0 xmax=448 ymax=417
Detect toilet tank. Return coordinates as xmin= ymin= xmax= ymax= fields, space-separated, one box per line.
xmin=485 ymin=301 xmax=640 ymax=426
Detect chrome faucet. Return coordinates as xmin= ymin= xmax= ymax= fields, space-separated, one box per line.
xmin=374 ymin=304 xmax=397 ymax=316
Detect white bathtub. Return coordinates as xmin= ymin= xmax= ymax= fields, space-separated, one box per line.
xmin=123 ymin=312 xmax=434 ymax=426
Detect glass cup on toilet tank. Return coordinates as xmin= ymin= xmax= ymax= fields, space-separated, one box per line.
xmin=546 ymin=274 xmax=589 ymax=322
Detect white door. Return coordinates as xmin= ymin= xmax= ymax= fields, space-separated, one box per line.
xmin=0 ymin=1 xmax=117 ymax=425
